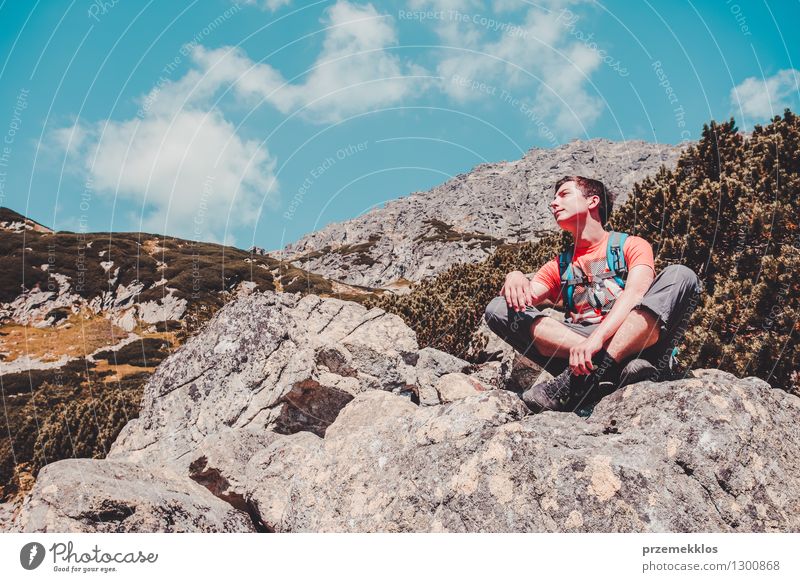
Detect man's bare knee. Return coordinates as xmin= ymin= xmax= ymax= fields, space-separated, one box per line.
xmin=607 ymin=308 xmax=662 ymax=361
xmin=529 ymin=315 xmax=560 ymax=340
xmin=630 ymin=307 xmax=662 ymax=344
xmin=530 ymin=316 xmax=586 ymax=357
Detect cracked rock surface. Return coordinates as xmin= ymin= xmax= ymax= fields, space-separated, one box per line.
xmin=9 ymin=459 xmax=255 ymax=533
xmin=106 ymin=291 xmax=436 ymax=470
xmin=7 ymin=291 xmax=480 ymax=532
xmin=247 ymin=370 xmax=800 ymax=532
xmin=7 ymin=292 xmax=799 ymax=532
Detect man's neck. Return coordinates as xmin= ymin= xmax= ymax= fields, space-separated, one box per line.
xmin=572 ymin=220 xmax=607 ymax=249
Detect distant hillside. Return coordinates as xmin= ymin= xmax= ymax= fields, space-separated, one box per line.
xmin=272 ymin=139 xmax=686 ymax=288
xmin=0 ymin=207 xmax=53 ymax=234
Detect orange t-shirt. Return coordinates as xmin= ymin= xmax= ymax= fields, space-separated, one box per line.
xmin=532 ymin=232 xmax=655 ymax=324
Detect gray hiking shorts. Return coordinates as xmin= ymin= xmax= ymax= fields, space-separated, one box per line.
xmin=484 ymin=264 xmax=703 ymax=378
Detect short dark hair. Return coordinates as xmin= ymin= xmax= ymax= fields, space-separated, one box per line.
xmin=554 ymin=176 xmax=615 ymax=225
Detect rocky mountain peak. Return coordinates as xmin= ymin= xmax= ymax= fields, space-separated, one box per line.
xmin=272 ymin=139 xmax=686 ymax=289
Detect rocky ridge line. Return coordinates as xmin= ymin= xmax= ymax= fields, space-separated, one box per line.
xmin=272 ymin=139 xmax=685 ymax=288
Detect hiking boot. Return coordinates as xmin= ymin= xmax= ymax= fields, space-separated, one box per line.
xmin=618 ymin=358 xmax=659 ymax=388
xmin=521 ymin=349 xmax=622 ymax=413
xmin=521 ymin=368 xmax=606 ymax=413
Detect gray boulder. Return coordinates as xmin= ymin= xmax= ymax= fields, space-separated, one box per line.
xmin=415 ymin=347 xmax=473 ymax=405
xmin=244 ymin=369 xmax=800 ymax=532
xmin=108 ymin=292 xmax=425 ymax=471
xmin=9 ymin=459 xmax=255 ymax=533
xmin=8 ymin=291 xmax=501 ymax=533
xmin=0 ymin=501 xmax=16 ymax=531
xmin=435 ymin=372 xmax=486 ymax=403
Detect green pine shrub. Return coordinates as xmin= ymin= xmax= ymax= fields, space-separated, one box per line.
xmin=365 ymin=233 xmax=566 ymax=359
xmin=0 ymin=364 xmax=146 ymax=502
xmin=610 ymin=110 xmax=799 ymax=393
xmin=32 ymin=387 xmax=141 ymax=470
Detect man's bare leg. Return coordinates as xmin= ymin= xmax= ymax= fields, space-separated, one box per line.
xmin=529 ymin=317 xmax=588 ymax=358
xmin=530 ymin=308 xmax=661 ymax=363
xmin=523 ymin=308 xmax=663 ymax=413
xmin=604 ymin=308 xmax=661 ymax=362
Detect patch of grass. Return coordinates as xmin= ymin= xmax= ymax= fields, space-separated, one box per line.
xmin=0 ymin=231 xmax=278 ymax=306
xmin=0 ymin=315 xmax=129 ymax=364
xmin=43 ymin=308 xmax=70 ymax=324
xmin=415 ymin=219 xmax=503 ymax=247
xmin=335 ymin=234 xmax=381 ymax=256
xmin=278 ymin=265 xmax=335 ymax=295
xmin=292 ymin=235 xmax=382 ymax=269
xmin=0 ymin=358 xmax=148 ymax=501
xmin=292 ymin=246 xmax=332 ymax=262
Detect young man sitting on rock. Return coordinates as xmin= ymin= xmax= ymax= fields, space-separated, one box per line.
xmin=484 ymin=176 xmax=702 ymax=413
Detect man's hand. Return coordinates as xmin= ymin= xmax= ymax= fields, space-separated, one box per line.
xmin=569 ymin=334 xmax=604 ymax=375
xmin=500 ymin=271 xmax=534 ymax=311
xmin=500 ymin=272 xmax=550 ymax=312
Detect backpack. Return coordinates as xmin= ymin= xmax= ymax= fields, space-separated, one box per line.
xmin=558 ymin=231 xmax=629 ymax=315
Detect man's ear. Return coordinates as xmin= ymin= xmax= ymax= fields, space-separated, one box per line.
xmin=587 ymin=194 xmax=600 ymax=210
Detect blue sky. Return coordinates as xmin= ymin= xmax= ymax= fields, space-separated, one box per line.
xmin=0 ymin=0 xmax=798 ymax=251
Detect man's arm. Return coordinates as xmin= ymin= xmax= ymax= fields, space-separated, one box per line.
xmin=569 ymin=264 xmax=655 ymax=374
xmin=500 ymin=271 xmax=551 ymax=311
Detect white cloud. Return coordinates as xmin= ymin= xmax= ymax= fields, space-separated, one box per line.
xmin=491 ymin=0 xmax=523 ymax=12
xmin=50 ymin=0 xmax=431 ymax=241
xmin=408 ymin=0 xmax=484 ymax=46
xmin=731 ymin=69 xmax=800 ymax=121
xmin=414 ymin=0 xmax=602 ymax=135
xmin=49 ymin=1 xmax=612 ymax=241
xmin=243 ymin=0 xmax=292 ymax=12
xmin=184 ymin=1 xmax=428 ymax=123
xmin=53 ymin=52 xmax=279 ymax=243
xmin=60 ymin=109 xmax=274 ymax=243
xmin=49 ymin=121 xmax=89 ymax=158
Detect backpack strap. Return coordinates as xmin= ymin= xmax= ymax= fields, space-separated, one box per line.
xmin=606 ymin=231 xmax=629 ymax=289
xmin=558 ymin=248 xmax=585 ymax=314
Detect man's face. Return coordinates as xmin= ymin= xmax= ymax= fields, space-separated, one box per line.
xmin=550 ymin=181 xmax=597 ymax=228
